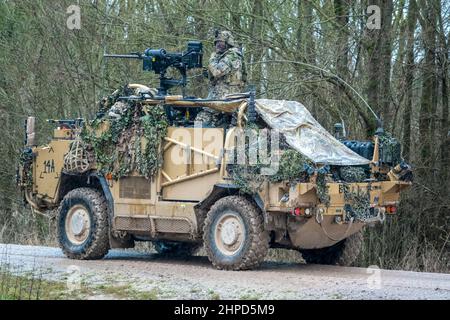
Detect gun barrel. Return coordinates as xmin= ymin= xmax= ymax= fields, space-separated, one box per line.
xmin=103 ymin=54 xmax=142 ymax=59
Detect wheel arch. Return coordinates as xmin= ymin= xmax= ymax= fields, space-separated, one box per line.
xmin=194 ymin=184 xmax=268 ymax=235
xmin=56 ymin=172 xmax=114 ymax=222
xmin=56 ymin=172 xmax=130 ymax=249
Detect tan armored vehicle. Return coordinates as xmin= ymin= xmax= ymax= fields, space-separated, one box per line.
xmin=17 ymin=83 xmax=412 ymax=270
xmin=18 ymin=86 xmax=410 ymax=269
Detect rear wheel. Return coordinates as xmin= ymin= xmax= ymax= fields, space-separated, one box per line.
xmin=57 ymin=188 xmax=110 ymax=260
xmin=299 ymin=231 xmax=363 ymax=266
xmin=153 ymin=240 xmax=201 ymax=257
xmin=203 ymin=196 xmax=269 ymax=270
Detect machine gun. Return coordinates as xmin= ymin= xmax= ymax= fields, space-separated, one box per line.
xmin=47 ymin=118 xmax=84 ymax=129
xmin=104 ymin=41 xmax=203 ymax=97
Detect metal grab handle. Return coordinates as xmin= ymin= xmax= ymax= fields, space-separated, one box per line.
xmin=236 ymin=101 xmax=248 ymax=128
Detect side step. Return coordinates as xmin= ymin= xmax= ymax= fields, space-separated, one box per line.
xmin=113 ymin=215 xmax=194 ymax=235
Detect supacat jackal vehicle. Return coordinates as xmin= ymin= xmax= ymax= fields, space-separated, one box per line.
xmin=17 ymin=41 xmax=412 ymax=270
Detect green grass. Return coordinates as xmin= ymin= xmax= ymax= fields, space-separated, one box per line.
xmin=0 ymin=269 xmax=163 ymax=300
xmin=94 ymin=283 xmax=160 ymax=300
xmin=239 ymin=290 xmax=262 ymax=300
xmin=0 ymin=272 xmax=73 ymax=300
xmin=329 ymin=293 xmax=344 ymax=300
xmin=207 ymin=289 xmax=220 ymax=300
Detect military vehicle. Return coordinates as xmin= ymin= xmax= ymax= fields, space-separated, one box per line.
xmin=17 ymin=42 xmax=412 ymax=270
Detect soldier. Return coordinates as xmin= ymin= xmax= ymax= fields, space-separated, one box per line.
xmin=196 ymin=30 xmax=246 ymax=126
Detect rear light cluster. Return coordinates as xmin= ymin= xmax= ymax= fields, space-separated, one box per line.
xmin=292 ymin=207 xmax=312 ymax=217
xmin=386 ymin=205 xmax=397 ymax=214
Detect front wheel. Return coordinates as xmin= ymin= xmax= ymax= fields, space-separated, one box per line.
xmin=203 ymin=196 xmax=269 ymax=270
xmin=57 ymin=188 xmax=110 ymax=260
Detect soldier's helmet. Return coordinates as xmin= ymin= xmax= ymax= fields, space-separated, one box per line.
xmin=214 ymin=30 xmax=236 ymax=47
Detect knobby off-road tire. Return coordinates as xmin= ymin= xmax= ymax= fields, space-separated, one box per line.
xmin=203 ymin=196 xmax=270 ymax=270
xmin=153 ymin=241 xmax=202 ymax=257
xmin=299 ymin=231 xmax=363 ymax=266
xmin=57 ymin=188 xmax=110 ymax=260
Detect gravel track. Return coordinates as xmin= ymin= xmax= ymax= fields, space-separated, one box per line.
xmin=1 ymin=243 xmax=449 ymax=300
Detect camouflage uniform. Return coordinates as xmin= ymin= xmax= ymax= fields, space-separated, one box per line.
xmin=196 ymin=31 xmax=246 ymax=126
xmin=207 ymin=47 xmax=246 ymax=99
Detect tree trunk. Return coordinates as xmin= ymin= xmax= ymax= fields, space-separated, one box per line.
xmin=250 ymin=0 xmax=264 ymax=94
xmin=334 ymin=0 xmax=350 ymax=81
xmin=417 ymin=0 xmax=438 ymax=177
xmin=380 ymin=0 xmax=394 ymax=124
xmin=365 ymin=0 xmax=393 ymax=123
xmin=402 ymin=0 xmax=418 ymax=160
xmin=437 ymin=5 xmax=449 ymax=191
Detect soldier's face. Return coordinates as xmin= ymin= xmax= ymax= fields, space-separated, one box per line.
xmin=215 ymin=41 xmax=226 ymax=53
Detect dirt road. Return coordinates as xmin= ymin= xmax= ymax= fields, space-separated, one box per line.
xmin=1 ymin=243 xmax=449 ymax=300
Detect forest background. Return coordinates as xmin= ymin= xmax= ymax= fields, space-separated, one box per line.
xmin=0 ymin=0 xmax=448 ymax=272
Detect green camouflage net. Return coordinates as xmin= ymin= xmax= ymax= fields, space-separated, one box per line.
xmin=315 ymin=172 xmax=330 ymax=207
xmin=228 ymin=164 xmax=266 ymax=195
xmin=81 ymin=102 xmax=168 ymax=179
xmin=268 ymin=149 xmax=313 ymax=183
xmin=136 ymin=109 xmax=169 ymax=177
xmin=227 ymin=125 xmax=266 ymax=194
xmin=18 ymin=150 xmax=33 ymax=188
xmin=342 ymin=183 xmax=371 ymax=221
xmin=227 ymin=129 xmax=319 ymax=195
xmin=339 ymin=166 xmax=367 ymax=182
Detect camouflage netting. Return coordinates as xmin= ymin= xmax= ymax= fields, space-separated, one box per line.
xmin=18 ymin=149 xmax=33 ymax=188
xmin=269 ymin=149 xmax=313 ymax=183
xmin=226 ymin=125 xmax=267 ymax=194
xmin=225 ymin=125 xmax=373 ymax=212
xmin=338 ymin=166 xmax=367 ymax=183
xmin=315 ymin=172 xmax=331 ymax=207
xmin=341 ymin=183 xmax=371 ymax=222
xmin=228 ymin=145 xmax=333 ymax=207
xmin=63 ymin=137 xmax=94 ymax=174
xmin=229 ymin=98 xmax=376 ymax=209
xmin=136 ymin=108 xmax=169 ymax=177
xmin=81 ymin=94 xmax=168 ymax=179
xmin=226 ymin=126 xmax=331 ymax=205
xmin=228 ymin=164 xmax=265 ymax=195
